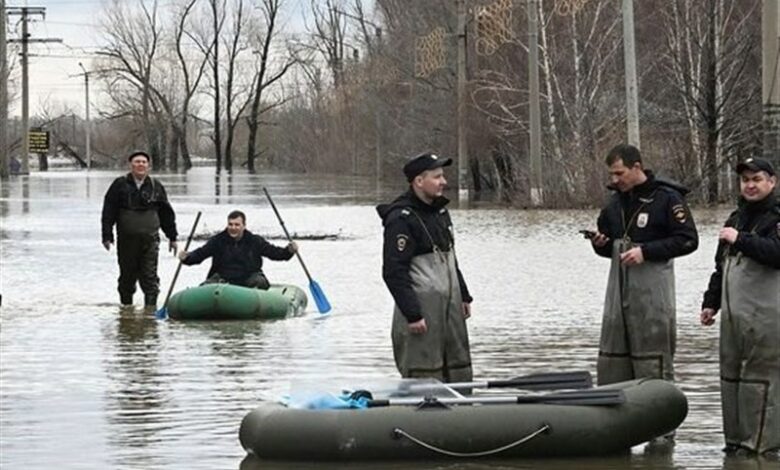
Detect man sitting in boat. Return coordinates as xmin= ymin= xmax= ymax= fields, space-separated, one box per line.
xmin=178 ymin=210 xmax=298 ymax=289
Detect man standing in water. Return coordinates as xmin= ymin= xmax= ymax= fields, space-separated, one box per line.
xmin=101 ymin=151 xmax=178 ymax=308
xmin=588 ymin=144 xmax=698 ymax=392
xmin=377 ymin=152 xmax=473 ymax=383
xmin=699 ymin=157 xmax=779 ymax=457
xmin=178 ymin=210 xmax=297 ymax=288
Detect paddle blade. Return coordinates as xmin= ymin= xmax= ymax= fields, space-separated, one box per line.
xmin=154 ymin=306 xmax=168 ymax=320
xmin=309 ymin=279 xmax=331 ymax=314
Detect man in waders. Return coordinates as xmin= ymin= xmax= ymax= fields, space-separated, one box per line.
xmin=101 ymin=151 xmax=178 ymax=308
xmin=178 ymin=210 xmax=297 ymax=288
xmin=377 ymin=153 xmax=473 ymax=383
xmin=588 ymin=144 xmax=698 ymax=432
xmin=700 ymin=157 xmax=779 ymax=457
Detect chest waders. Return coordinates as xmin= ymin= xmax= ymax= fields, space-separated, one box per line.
xmin=116 ymin=203 xmax=163 ymax=306
xmin=391 ymin=211 xmax=472 ymax=383
xmin=597 ymin=198 xmax=676 ymax=386
xmin=719 ymin=253 xmax=780 ymax=453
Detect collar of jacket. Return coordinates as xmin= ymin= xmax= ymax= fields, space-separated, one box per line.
xmin=125 ymin=173 xmax=150 ymax=186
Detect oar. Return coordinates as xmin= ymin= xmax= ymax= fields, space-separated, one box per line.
xmin=262 ymin=187 xmax=331 ymax=314
xmin=443 ymin=371 xmax=593 ymax=392
xmin=367 ymin=389 xmax=625 ymax=408
xmin=155 ymin=211 xmax=202 ymax=320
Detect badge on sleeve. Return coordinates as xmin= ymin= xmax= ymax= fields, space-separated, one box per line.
xmin=396 ymin=234 xmax=409 ymax=252
xmin=637 ymin=213 xmax=649 ymax=228
xmin=672 ymin=204 xmax=687 ymax=224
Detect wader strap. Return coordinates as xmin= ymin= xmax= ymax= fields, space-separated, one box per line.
xmin=406 ymin=208 xmax=449 ymax=261
xmin=392 ymin=423 xmax=551 ymax=458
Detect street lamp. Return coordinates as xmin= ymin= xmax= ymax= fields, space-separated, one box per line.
xmin=78 ymin=62 xmax=91 ymax=170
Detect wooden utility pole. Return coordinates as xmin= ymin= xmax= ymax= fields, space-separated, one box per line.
xmin=78 ymin=62 xmax=91 ymax=170
xmin=528 ymin=0 xmax=543 ymax=206
xmin=456 ymin=0 xmax=469 ymax=205
xmin=763 ymin=0 xmax=780 ymax=169
xmin=622 ymin=0 xmax=640 ymax=147
xmin=1 ymin=0 xmax=8 ymax=179
xmin=7 ymin=6 xmax=60 ymax=175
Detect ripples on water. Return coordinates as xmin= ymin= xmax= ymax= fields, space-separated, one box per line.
xmin=0 ymin=170 xmax=772 ymax=469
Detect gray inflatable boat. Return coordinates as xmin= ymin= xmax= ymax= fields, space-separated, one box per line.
xmin=239 ymin=378 xmax=687 ymax=460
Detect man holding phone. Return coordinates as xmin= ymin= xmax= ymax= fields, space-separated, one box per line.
xmin=586 ymin=144 xmax=698 ymax=404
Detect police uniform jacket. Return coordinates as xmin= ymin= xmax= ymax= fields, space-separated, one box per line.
xmin=702 ymin=193 xmax=780 ymax=310
xmin=594 ymin=171 xmax=698 ymax=261
xmin=101 ymin=173 xmax=177 ymax=243
xmin=377 ymin=190 xmax=472 ymax=323
xmin=182 ymin=229 xmax=293 ymax=284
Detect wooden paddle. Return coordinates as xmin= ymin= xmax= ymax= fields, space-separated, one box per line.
xmin=155 ymin=211 xmax=202 ymax=320
xmin=263 ymin=187 xmax=331 ymax=314
xmin=407 ymin=371 xmax=593 ymax=393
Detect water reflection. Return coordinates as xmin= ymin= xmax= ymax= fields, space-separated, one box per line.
xmin=103 ymin=308 xmax=169 ymax=463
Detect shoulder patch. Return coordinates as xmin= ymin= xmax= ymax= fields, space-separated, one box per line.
xmin=396 ymin=234 xmax=409 ymax=252
xmin=400 ymin=209 xmax=410 ymax=217
xmin=672 ymin=204 xmax=688 ymax=224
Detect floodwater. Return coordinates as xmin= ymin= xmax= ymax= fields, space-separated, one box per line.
xmin=0 ymin=169 xmax=775 ymax=470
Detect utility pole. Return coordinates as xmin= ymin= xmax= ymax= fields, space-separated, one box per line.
xmin=622 ymin=0 xmax=640 ymax=147
xmin=456 ymin=0 xmax=469 ymax=205
xmin=763 ymin=0 xmax=780 ymax=169
xmin=528 ymin=0 xmax=543 ymax=206
xmin=1 ymin=0 xmax=8 ymax=179
xmin=78 ymin=62 xmax=91 ymax=170
xmin=7 ymin=6 xmax=60 ymax=175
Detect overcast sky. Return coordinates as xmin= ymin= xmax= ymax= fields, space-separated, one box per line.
xmin=5 ymin=0 xmax=376 ymax=119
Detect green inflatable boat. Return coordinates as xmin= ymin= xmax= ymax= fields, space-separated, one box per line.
xmin=239 ymin=378 xmax=687 ymax=460
xmin=167 ymin=284 xmax=307 ymax=320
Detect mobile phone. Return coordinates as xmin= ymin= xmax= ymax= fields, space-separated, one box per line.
xmin=579 ymin=229 xmax=597 ymax=240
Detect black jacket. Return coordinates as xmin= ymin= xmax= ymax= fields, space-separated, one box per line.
xmin=101 ymin=174 xmax=177 ymax=242
xmin=702 ymin=193 xmax=780 ymax=310
xmin=594 ymin=171 xmax=699 ymax=261
xmin=376 ymin=190 xmax=472 ymax=323
xmin=182 ymin=229 xmax=294 ymax=284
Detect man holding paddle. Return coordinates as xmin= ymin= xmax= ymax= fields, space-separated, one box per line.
xmin=377 ymin=152 xmax=473 ymax=383
xmin=177 ymin=210 xmax=297 ymax=289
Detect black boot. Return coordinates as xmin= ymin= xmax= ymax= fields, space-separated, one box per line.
xmin=120 ymin=293 xmax=133 ymax=306
xmin=144 ymin=294 xmax=158 ymax=308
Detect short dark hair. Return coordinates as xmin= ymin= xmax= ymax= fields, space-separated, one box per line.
xmin=605 ymin=144 xmax=642 ymax=167
xmin=227 ymin=210 xmax=246 ymax=223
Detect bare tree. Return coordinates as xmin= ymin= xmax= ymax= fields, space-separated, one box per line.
xmin=657 ymin=0 xmax=761 ymax=203
xmin=172 ymin=0 xmax=213 ymax=170
xmin=245 ymin=0 xmax=297 ymax=173
xmin=222 ymin=0 xmax=252 ymax=172
xmin=98 ymin=0 xmax=167 ymax=164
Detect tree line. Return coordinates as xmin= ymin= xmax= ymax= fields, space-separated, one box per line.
xmin=3 ymin=0 xmax=762 ymax=206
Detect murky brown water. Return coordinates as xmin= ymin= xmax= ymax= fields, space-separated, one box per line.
xmin=0 ymin=169 xmax=774 ymax=469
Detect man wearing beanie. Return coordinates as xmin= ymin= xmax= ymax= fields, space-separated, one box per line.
xmin=700 ymin=157 xmax=780 ymax=457
xmin=101 ymin=151 xmax=178 ymax=309
xmin=376 ymin=152 xmax=473 ymax=383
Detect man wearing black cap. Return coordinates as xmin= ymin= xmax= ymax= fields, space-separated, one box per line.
xmin=699 ymin=157 xmax=779 ymax=457
xmin=587 ymin=144 xmax=699 ymax=392
xmin=376 ymin=152 xmax=473 ymax=383
xmin=101 ymin=151 xmax=178 ymax=308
